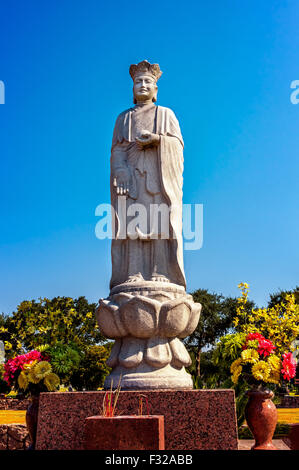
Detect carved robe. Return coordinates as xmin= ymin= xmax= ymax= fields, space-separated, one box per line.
xmin=110 ymin=103 xmax=186 ymax=289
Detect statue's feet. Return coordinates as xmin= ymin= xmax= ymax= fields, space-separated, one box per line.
xmin=150 ymin=274 xmax=170 ymax=283
xmin=124 ymin=273 xmax=144 ymax=283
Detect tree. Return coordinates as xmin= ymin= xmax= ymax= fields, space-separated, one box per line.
xmin=0 ymin=313 xmax=19 ymax=358
xmin=0 ymin=364 xmax=10 ymax=394
xmin=233 ymin=283 xmax=299 ymax=355
xmin=70 ymin=344 xmax=112 ymax=391
xmin=0 ymin=296 xmax=111 ymax=391
xmin=187 ymin=348 xmax=233 ymax=389
xmin=3 ymin=296 xmax=106 ymax=357
xmin=185 ymin=288 xmax=255 ymax=377
xmin=267 ymin=286 xmax=299 ymax=309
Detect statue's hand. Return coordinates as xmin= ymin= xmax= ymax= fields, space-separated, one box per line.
xmin=136 ymin=130 xmax=160 ymax=149
xmin=113 ymin=168 xmax=130 ymax=195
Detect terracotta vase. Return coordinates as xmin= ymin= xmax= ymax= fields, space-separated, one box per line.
xmin=26 ymin=394 xmax=40 ymax=450
xmin=245 ymin=389 xmax=278 ymax=450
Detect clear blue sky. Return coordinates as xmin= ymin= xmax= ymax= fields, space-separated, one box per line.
xmin=0 ymin=0 xmax=298 ymax=315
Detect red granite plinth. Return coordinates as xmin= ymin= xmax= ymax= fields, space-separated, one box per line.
xmin=238 ymin=439 xmax=290 ymax=450
xmin=0 ymin=424 xmax=30 ymax=450
xmin=279 ymin=395 xmax=299 ymax=408
xmin=84 ymin=415 xmax=164 ymax=450
xmin=0 ymin=398 xmax=30 ymax=410
xmin=35 ymin=390 xmax=238 ymax=450
xmin=283 ymin=424 xmax=299 ymax=450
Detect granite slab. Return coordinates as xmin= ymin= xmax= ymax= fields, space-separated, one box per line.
xmin=238 ymin=439 xmax=290 ymax=450
xmin=35 ymin=389 xmax=238 ymax=450
xmin=84 ymin=415 xmax=164 ymax=450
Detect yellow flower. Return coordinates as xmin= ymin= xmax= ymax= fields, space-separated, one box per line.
xmin=18 ymin=371 xmax=29 ymax=390
xmin=23 ymin=360 xmax=38 ymax=371
xmin=241 ymin=349 xmax=259 ymax=363
xmin=252 ymin=361 xmax=271 ymax=382
xmin=247 ymin=340 xmax=259 ymax=349
xmin=267 ymin=369 xmax=281 ymax=384
xmin=267 ymin=355 xmax=281 ymax=371
xmin=266 ymin=355 xmax=281 ymax=384
xmin=231 ymin=374 xmax=238 ymax=384
xmin=44 ymin=373 xmax=60 ymax=391
xmin=36 ymin=344 xmax=50 ymax=353
xmin=27 ymin=371 xmax=41 ymax=384
xmin=230 ymin=358 xmax=242 ymax=374
xmin=32 ymin=361 xmax=52 ymax=380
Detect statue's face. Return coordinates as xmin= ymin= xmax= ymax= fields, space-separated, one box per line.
xmin=133 ymin=74 xmax=157 ymax=102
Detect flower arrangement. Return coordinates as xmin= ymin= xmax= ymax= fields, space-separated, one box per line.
xmin=233 ymin=283 xmax=299 ymax=356
xmin=3 ymin=350 xmax=60 ymax=396
xmin=230 ymin=332 xmax=297 ymax=388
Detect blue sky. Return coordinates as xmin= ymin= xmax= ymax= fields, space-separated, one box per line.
xmin=0 ymin=0 xmax=298 ymax=315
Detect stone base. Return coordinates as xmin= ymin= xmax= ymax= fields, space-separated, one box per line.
xmin=109 ymin=280 xmax=186 ymax=297
xmin=283 ymin=424 xmax=299 ymax=450
xmin=84 ymin=415 xmax=164 ymax=450
xmin=0 ymin=424 xmax=30 ymax=450
xmin=238 ymin=439 xmax=290 ymax=450
xmin=0 ymin=398 xmax=30 ymax=410
xmin=279 ymin=395 xmax=299 ymax=408
xmin=36 ymin=389 xmax=238 ymax=450
xmin=105 ymin=364 xmax=193 ymax=390
xmin=97 ymin=282 xmax=201 ymax=390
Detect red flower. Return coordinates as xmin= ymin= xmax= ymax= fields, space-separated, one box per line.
xmin=281 ymin=352 xmax=297 ymax=381
xmin=243 ymin=333 xmax=276 ymax=357
xmin=246 ymin=332 xmax=265 ymax=342
xmin=257 ymin=339 xmax=276 ymax=357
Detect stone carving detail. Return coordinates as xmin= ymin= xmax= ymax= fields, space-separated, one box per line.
xmin=96 ymin=60 xmax=201 ymax=389
xmin=97 ymin=290 xmax=201 ymax=370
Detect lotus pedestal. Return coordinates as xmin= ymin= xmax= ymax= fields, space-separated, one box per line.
xmin=96 ymin=281 xmax=202 ymax=390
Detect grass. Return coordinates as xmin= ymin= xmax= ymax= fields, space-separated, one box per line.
xmin=277 ymin=408 xmax=299 ymax=424
xmin=0 ymin=406 xmax=298 ymax=433
xmin=239 ymin=422 xmax=291 ymax=439
xmin=0 ymin=410 xmax=26 ymax=425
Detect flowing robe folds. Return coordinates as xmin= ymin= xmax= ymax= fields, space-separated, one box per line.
xmin=110 ymin=103 xmax=186 ymax=290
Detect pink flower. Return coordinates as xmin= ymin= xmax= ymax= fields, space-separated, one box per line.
xmin=281 ymin=352 xmax=297 ymax=381
xmin=257 ymin=339 xmax=276 ymax=357
xmin=3 ymin=350 xmax=45 ymax=384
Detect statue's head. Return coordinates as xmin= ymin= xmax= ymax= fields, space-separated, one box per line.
xmin=129 ymin=60 xmax=162 ymax=104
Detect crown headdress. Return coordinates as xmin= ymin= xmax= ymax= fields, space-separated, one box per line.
xmin=129 ymin=60 xmax=162 ymax=82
